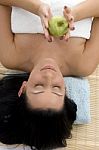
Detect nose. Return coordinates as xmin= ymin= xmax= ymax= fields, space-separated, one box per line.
xmin=42 ymin=70 xmax=55 ymax=84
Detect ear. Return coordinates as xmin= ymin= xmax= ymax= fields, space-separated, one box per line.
xmin=18 ymin=81 xmax=27 ymax=97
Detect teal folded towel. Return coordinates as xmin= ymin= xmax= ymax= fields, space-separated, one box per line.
xmin=64 ymin=77 xmax=91 ymax=124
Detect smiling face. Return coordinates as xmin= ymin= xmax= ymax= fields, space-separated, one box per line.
xmin=24 ymin=58 xmax=65 ymax=110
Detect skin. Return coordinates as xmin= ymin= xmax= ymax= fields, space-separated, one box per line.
xmin=0 ymin=0 xmax=99 ymax=110
xmin=25 ymin=58 xmax=65 ymax=110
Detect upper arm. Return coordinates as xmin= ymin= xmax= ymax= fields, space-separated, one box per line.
xmin=0 ymin=5 xmax=16 ymax=68
xmin=79 ymin=18 xmax=99 ymax=76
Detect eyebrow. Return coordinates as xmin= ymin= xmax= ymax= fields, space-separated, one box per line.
xmin=32 ymin=91 xmax=63 ymax=96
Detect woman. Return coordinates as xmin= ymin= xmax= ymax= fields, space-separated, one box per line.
xmin=0 ymin=0 xmax=99 ymax=149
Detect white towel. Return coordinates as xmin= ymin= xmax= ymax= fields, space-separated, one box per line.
xmin=11 ymin=0 xmax=92 ymax=39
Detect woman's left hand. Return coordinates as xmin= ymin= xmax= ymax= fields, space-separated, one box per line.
xmin=63 ymin=6 xmax=75 ymax=41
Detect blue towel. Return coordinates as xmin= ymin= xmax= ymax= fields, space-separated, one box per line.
xmin=64 ymin=77 xmax=91 ymax=124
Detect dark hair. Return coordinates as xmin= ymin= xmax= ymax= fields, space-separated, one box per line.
xmin=0 ymin=74 xmax=77 ymax=150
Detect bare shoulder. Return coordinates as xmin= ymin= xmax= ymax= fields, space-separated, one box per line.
xmin=0 ymin=5 xmax=18 ymax=69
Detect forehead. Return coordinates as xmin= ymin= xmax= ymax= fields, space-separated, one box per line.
xmin=26 ymin=92 xmax=64 ymax=110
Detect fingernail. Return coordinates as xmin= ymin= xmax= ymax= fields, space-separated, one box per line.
xmin=51 ymin=37 xmax=54 ymax=42
xmin=65 ymin=38 xmax=69 ymax=41
xmin=45 ymin=26 xmax=48 ymax=29
xmin=44 ymin=35 xmax=46 ymax=39
xmin=70 ymin=18 xmax=73 ymax=21
xmin=45 ymin=13 xmax=48 ymax=18
xmin=48 ymin=40 xmax=52 ymax=42
xmin=60 ymin=36 xmax=63 ymax=40
xmin=64 ymin=6 xmax=67 ymax=9
xmin=72 ymin=27 xmax=75 ymax=30
xmin=48 ymin=38 xmax=52 ymax=42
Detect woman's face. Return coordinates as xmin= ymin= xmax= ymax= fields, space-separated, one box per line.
xmin=26 ymin=58 xmax=65 ymax=110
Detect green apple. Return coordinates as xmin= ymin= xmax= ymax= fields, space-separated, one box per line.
xmin=48 ymin=16 xmax=68 ymax=37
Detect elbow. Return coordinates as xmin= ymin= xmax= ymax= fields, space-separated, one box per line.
xmin=0 ymin=60 xmax=10 ymax=69
xmin=81 ymin=69 xmax=94 ymax=77
xmin=0 ymin=59 xmax=16 ymax=70
xmin=0 ymin=48 xmax=17 ymax=70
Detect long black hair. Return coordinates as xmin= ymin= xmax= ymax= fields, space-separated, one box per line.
xmin=0 ymin=74 xmax=77 ymax=150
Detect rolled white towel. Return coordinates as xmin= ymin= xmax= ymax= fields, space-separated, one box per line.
xmin=11 ymin=0 xmax=93 ymax=39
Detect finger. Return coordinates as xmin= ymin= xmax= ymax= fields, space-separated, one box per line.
xmin=43 ymin=6 xmax=53 ymax=26
xmin=41 ymin=15 xmax=54 ymax=42
xmin=63 ymin=6 xmax=73 ymax=22
xmin=43 ymin=17 xmax=49 ymax=29
xmin=45 ymin=10 xmax=53 ymax=29
xmin=50 ymin=35 xmax=54 ymax=41
xmin=43 ymin=26 xmax=50 ymax=41
xmin=64 ymin=5 xmax=72 ymax=22
xmin=48 ymin=8 xmax=53 ymax=18
xmin=68 ymin=17 xmax=75 ymax=30
xmin=42 ymin=12 xmax=52 ymax=29
xmin=42 ymin=6 xmax=49 ymax=18
xmin=63 ymin=8 xmax=73 ymax=21
xmin=60 ymin=36 xmax=63 ymax=40
xmin=64 ymin=6 xmax=71 ymax=14
xmin=42 ymin=16 xmax=54 ymax=41
xmin=41 ymin=19 xmax=50 ymax=40
xmin=45 ymin=30 xmax=52 ymax=42
xmin=63 ymin=30 xmax=70 ymax=41
xmin=43 ymin=25 xmax=52 ymax=42
xmin=63 ymin=10 xmax=68 ymax=21
xmin=63 ymin=13 xmax=75 ymax=31
xmin=63 ymin=10 xmax=75 ymax=30
xmin=69 ymin=22 xmax=75 ymax=30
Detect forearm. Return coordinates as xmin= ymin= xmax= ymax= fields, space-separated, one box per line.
xmin=0 ymin=0 xmax=42 ymax=15
xmin=72 ymin=0 xmax=99 ymax=22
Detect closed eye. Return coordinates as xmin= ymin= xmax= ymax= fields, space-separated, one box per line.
xmin=53 ymin=86 xmax=61 ymax=89
xmin=52 ymin=86 xmax=63 ymax=96
xmin=52 ymin=91 xmax=63 ymax=96
xmin=32 ymin=91 xmax=63 ymax=96
xmin=35 ymin=84 xmax=44 ymax=87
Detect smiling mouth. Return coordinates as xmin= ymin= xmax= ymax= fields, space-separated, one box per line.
xmin=40 ymin=65 xmax=56 ymax=72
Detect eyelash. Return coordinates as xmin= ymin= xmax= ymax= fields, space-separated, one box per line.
xmin=35 ymin=84 xmax=43 ymax=87
xmin=53 ymin=86 xmax=61 ymax=89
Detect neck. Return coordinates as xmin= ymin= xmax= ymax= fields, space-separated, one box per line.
xmin=17 ymin=55 xmax=70 ymax=76
xmin=32 ymin=57 xmax=70 ymax=76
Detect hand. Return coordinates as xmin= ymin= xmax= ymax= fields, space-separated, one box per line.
xmin=37 ymin=3 xmax=53 ymax=42
xmin=63 ymin=6 xmax=75 ymax=41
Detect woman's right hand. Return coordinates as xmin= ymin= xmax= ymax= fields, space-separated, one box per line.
xmin=63 ymin=6 xmax=75 ymax=41
xmin=37 ymin=2 xmax=53 ymax=42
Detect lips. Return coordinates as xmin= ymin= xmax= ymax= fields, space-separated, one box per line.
xmin=40 ymin=65 xmax=56 ymax=72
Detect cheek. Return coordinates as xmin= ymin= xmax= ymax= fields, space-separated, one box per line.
xmin=57 ymin=76 xmax=65 ymax=85
xmin=29 ymin=72 xmax=41 ymax=83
